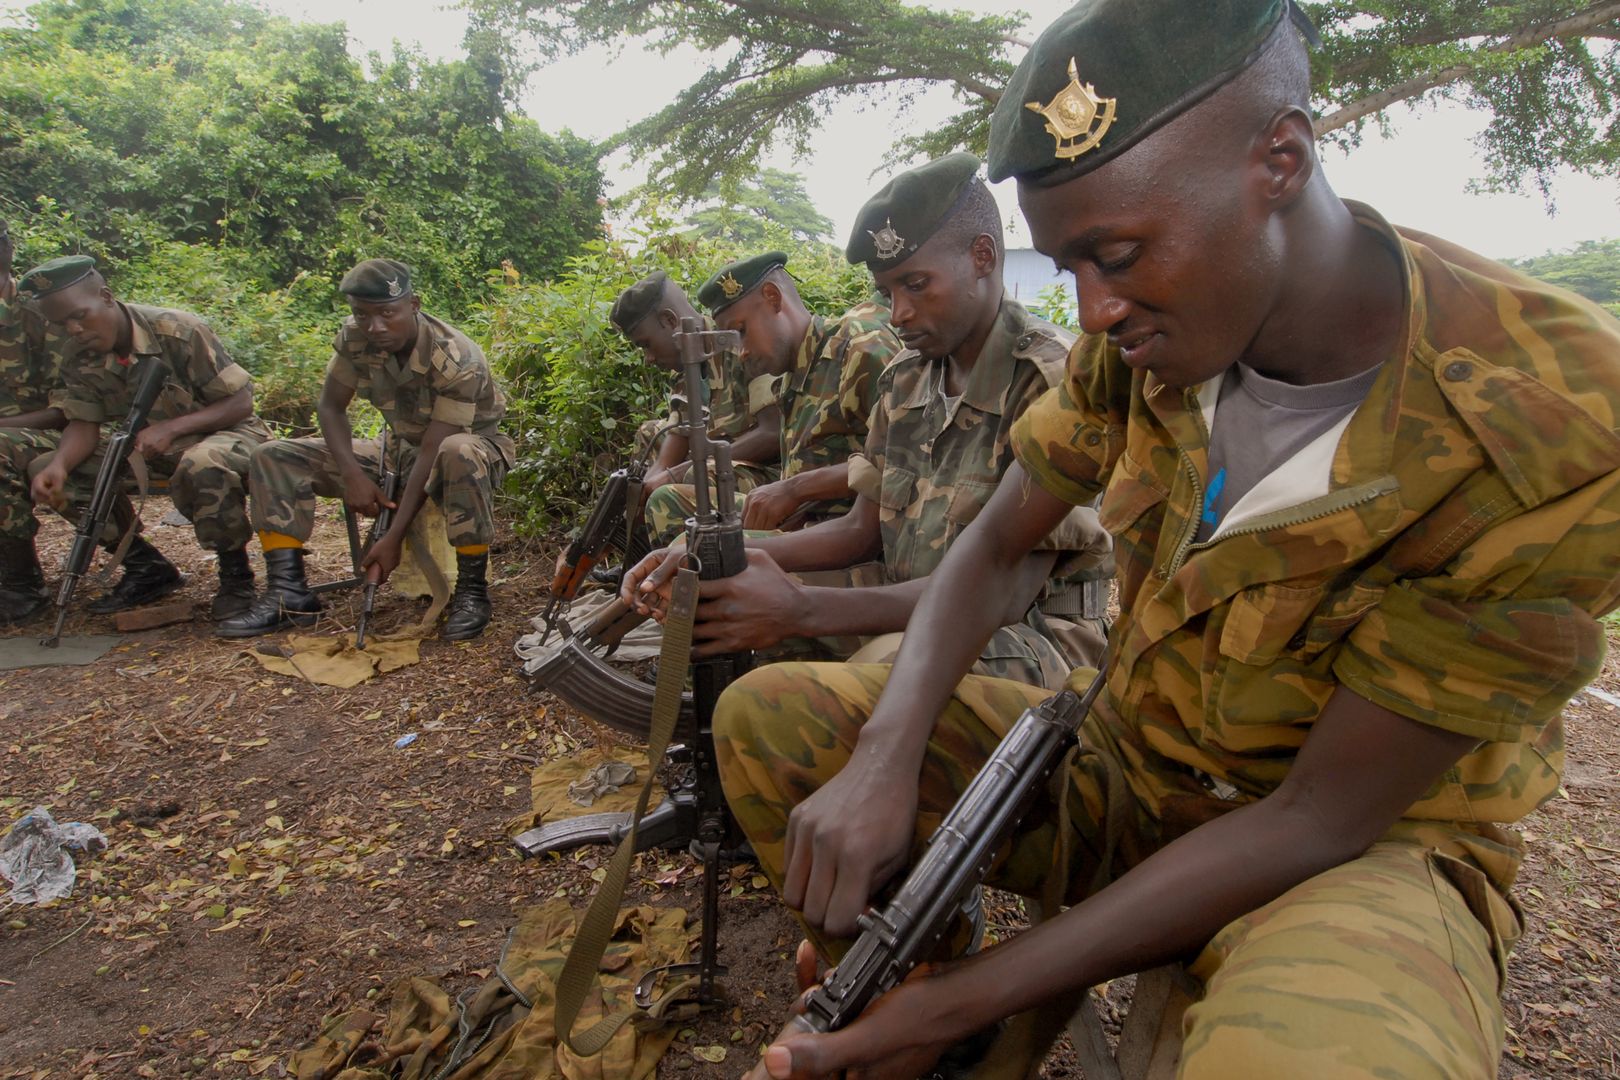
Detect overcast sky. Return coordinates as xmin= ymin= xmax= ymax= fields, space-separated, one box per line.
xmin=7 ymin=0 xmax=1618 ymax=261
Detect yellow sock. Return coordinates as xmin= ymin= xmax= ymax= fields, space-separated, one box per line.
xmin=258 ymin=531 xmax=304 ymax=551
xmin=455 ymin=544 xmax=489 ymax=557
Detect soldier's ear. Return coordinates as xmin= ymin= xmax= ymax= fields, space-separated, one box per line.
xmin=657 ymin=309 xmax=680 ymax=332
xmin=759 ymin=281 xmax=783 ymax=311
xmin=969 ymin=234 xmax=998 ymax=280
xmin=409 ymin=295 xmax=422 ymax=314
xmin=1254 ymin=108 xmax=1316 ymax=213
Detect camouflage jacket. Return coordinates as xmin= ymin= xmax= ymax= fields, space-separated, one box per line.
xmin=1012 ymin=202 xmax=1620 ymax=893
xmin=753 ymin=301 xmax=900 ymax=485
xmin=849 ymin=297 xmax=1110 ymax=593
xmin=662 ymin=315 xmax=757 ymax=447
xmin=52 ymin=303 xmax=271 ymax=447
xmin=0 ymin=291 xmax=60 ymax=418
xmin=327 ymin=311 xmax=515 ymax=464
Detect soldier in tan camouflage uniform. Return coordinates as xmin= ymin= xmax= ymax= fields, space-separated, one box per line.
xmin=0 ymin=221 xmax=71 ymax=624
xmin=719 ymin=4 xmax=1620 ymax=1080
xmin=642 ymin=251 xmax=900 ymax=544
xmin=20 ymin=256 xmax=270 ymax=620
xmin=219 ymin=259 xmax=514 ymax=641
xmin=622 ymin=156 xmax=1111 ymax=688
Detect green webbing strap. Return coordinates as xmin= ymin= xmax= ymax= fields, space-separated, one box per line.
xmin=553 ymin=566 xmax=701 ymax=1055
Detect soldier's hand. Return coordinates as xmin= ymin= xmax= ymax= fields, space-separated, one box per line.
xmin=342 ymin=469 xmax=390 ymax=518
xmin=361 ymin=533 xmax=403 ymax=585
xmin=743 ymin=479 xmax=803 ymax=531
xmin=692 ymin=549 xmax=805 ymax=656
xmin=133 ymin=421 xmax=177 ymax=457
xmin=746 ymin=961 xmax=962 ymax=1080
xmin=620 ymin=541 xmax=686 ymax=619
xmin=782 ymin=754 xmax=918 ymax=938
xmin=30 ymin=463 xmax=69 ymax=510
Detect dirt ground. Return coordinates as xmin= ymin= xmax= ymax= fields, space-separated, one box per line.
xmin=1 ymin=499 xmax=1616 ymax=1079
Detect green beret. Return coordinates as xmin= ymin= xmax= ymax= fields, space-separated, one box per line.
xmin=987 ymin=0 xmax=1318 ymax=185
xmin=611 ymin=271 xmax=670 ymax=332
xmin=17 ymin=255 xmax=98 ymax=300
xmin=846 ymin=152 xmax=985 ymax=268
xmin=340 ymin=258 xmax=414 ymax=302
xmin=697 ymin=251 xmax=788 ymax=316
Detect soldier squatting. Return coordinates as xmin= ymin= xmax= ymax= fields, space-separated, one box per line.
xmin=6 ymin=0 xmax=1620 ymax=1077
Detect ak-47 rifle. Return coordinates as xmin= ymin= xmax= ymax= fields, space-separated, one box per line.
xmin=42 ymin=357 xmax=168 ymax=648
xmin=518 ymin=318 xmax=750 ymax=1014
xmin=764 ymin=654 xmax=1111 ymax=1044
xmin=538 ymin=459 xmax=650 ymax=644
xmin=355 ymin=429 xmax=400 ymax=650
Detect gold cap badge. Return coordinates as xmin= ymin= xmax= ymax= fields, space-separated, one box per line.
xmin=386 ymin=276 xmax=403 ymax=298
xmin=868 ymin=219 xmax=907 ymax=261
xmin=1025 ymin=58 xmax=1116 ymax=161
xmin=719 ymin=272 xmax=743 ymax=299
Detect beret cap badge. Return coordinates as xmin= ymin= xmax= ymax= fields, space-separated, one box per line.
xmin=867 ymin=219 xmax=907 ymax=262
xmin=1025 ymin=58 xmax=1116 ymax=161
xmin=386 ymin=277 xmax=403 ymax=299
xmin=718 ymin=272 xmax=743 ymax=300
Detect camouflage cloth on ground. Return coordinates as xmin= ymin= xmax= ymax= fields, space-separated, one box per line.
xmin=289 ymin=901 xmax=690 ymax=1080
xmin=848 ymin=296 xmax=1111 ymax=676
xmin=715 ymin=202 xmax=1620 ymax=1074
xmin=48 ymin=303 xmax=268 ymax=550
xmin=251 ymin=435 xmax=507 ymax=548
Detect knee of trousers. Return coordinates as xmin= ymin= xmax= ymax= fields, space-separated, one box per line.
xmin=248 ymin=439 xmax=310 ymax=490
xmin=433 ymin=433 xmax=484 ymax=482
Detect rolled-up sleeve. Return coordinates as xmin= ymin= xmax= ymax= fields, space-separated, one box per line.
xmin=429 ymin=363 xmax=479 ymax=429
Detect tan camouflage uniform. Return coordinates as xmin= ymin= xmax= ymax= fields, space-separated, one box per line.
xmin=46 ymin=303 xmax=269 ymax=551
xmin=715 ymin=204 xmax=1620 ymax=1077
xmin=0 ymin=293 xmax=68 ymax=540
xmin=646 ymin=301 xmax=900 ymax=543
xmin=844 ymin=298 xmax=1111 ymax=686
xmin=249 ymin=312 xmax=514 ymax=547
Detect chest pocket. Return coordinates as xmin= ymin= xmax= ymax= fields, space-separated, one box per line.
xmin=944 ymin=477 xmax=998 ymax=528
xmin=1097 ymin=452 xmax=1168 ymax=597
xmin=1218 ymin=581 xmax=1384 ymax=665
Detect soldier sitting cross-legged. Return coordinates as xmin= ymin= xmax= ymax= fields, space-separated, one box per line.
xmin=218 ymin=259 xmax=515 ymax=642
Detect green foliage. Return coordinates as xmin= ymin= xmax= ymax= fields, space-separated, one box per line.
xmin=686 ymin=169 xmax=836 ymax=245
xmin=470 ymin=0 xmax=1620 ymax=200
xmin=471 ymin=211 xmax=874 ymax=532
xmin=1029 ymin=284 xmax=1079 ymax=333
xmin=1507 ymin=238 xmax=1620 ymax=317
xmin=1 ymin=0 xmax=604 ymax=314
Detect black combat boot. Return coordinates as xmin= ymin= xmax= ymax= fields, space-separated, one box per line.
xmin=443 ymin=551 xmax=491 ymax=640
xmin=87 ymin=535 xmax=184 ymax=614
xmin=0 ymin=536 xmax=49 ymax=625
xmin=215 ymin=548 xmax=322 ymax=638
xmin=210 ymin=547 xmax=256 ymax=621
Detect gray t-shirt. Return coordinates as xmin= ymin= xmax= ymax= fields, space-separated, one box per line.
xmin=1196 ymin=362 xmax=1383 ymax=541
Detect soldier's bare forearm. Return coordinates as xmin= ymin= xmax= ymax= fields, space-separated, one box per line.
xmin=729 ymin=412 xmax=781 ymax=465
xmin=654 ymin=430 xmax=688 ymax=475
xmin=749 ymin=495 xmax=882 ymax=573
xmin=783 ymin=463 xmax=853 ymax=507
xmin=383 ymin=420 xmax=457 ymax=542
xmin=795 ymin=551 xmax=1056 ymax=639
xmin=52 ymin=420 xmax=101 ymax=473
xmin=857 ymin=464 xmax=1073 ymax=771
xmin=912 ymin=689 xmax=1479 ymax=1037
xmin=164 ymin=386 xmax=251 ymax=439
xmin=317 ymin=379 xmax=365 ymax=478
xmin=0 ymin=407 xmax=65 ymax=430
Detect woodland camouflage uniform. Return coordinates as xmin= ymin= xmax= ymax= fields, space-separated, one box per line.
xmin=844 ymin=297 xmax=1112 ymax=686
xmin=250 ymin=311 xmax=515 ymax=548
xmin=716 ymin=205 xmax=1620 ymax=1077
xmin=0 ymin=292 xmax=69 ymax=540
xmin=645 ymin=300 xmax=899 ymax=542
xmin=46 ymin=303 xmax=269 ymax=551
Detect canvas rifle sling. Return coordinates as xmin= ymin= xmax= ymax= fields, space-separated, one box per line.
xmin=553 ymin=566 xmax=700 ymax=1055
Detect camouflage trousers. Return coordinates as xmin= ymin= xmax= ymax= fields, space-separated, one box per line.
xmin=715 ymin=663 xmax=1513 ymax=1080
xmin=0 ymin=427 xmax=63 ymax=540
xmin=249 ymin=433 xmax=507 ymax=548
xmin=24 ymin=429 xmax=258 ymax=551
xmin=642 ymin=463 xmax=776 ymax=546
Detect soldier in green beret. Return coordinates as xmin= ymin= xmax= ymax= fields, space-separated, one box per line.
xmin=609 ymin=270 xmax=781 ymax=540
xmin=219 ymin=259 xmax=515 ymax=641
xmin=621 ymin=155 xmax=1112 ymax=688
xmin=0 ymin=222 xmax=78 ymax=624
xmin=640 ymin=252 xmax=901 ymax=543
xmin=22 ymin=256 xmax=271 ymax=620
xmin=721 ymin=2 xmax=1620 ymax=1078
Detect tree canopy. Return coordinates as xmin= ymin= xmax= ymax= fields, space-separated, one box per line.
xmin=469 ymin=0 xmax=1620 ymax=201
xmin=1508 ymin=237 xmax=1620 ymax=314
xmin=1 ymin=0 xmax=605 ymax=313
xmin=685 ymin=168 xmax=834 ymax=245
